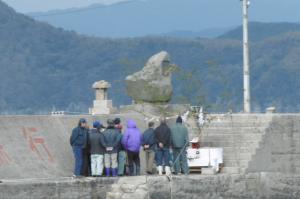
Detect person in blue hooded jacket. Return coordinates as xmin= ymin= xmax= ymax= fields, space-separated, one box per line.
xmin=122 ymin=119 xmax=142 ymax=176
xmin=70 ymin=118 xmax=88 ymax=177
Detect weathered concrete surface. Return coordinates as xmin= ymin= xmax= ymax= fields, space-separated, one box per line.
xmin=201 ymin=114 xmax=300 ymax=174
xmin=1 ymin=113 xmax=300 ymax=179
xmin=248 ymin=115 xmax=300 ymax=174
xmin=0 ymin=114 xmax=147 ymax=179
xmin=1 ymin=173 xmax=300 ymax=199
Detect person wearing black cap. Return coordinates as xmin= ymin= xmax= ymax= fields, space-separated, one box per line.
xmin=170 ymin=116 xmax=189 ymax=175
xmin=89 ymin=120 xmax=105 ymax=177
xmin=70 ymin=118 xmax=89 ymax=177
xmin=100 ymin=119 xmax=121 ymax=177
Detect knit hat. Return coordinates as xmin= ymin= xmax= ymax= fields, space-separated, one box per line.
xmin=107 ymin=119 xmax=115 ymax=126
xmin=176 ymin=116 xmax=183 ymax=123
xmin=79 ymin=118 xmax=87 ymax=123
xmin=93 ymin=121 xmax=101 ymax=129
xmin=114 ymin=118 xmax=121 ymax=125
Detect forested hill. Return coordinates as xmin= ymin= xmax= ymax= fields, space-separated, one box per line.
xmin=0 ymin=1 xmax=299 ymax=114
xmin=219 ymin=22 xmax=300 ymax=42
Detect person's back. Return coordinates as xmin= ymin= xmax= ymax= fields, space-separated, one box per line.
xmin=154 ymin=123 xmax=171 ymax=148
xmin=170 ymin=123 xmax=189 ymax=148
xmin=122 ymin=119 xmax=142 ymax=175
xmin=102 ymin=127 xmax=120 ymax=153
xmin=100 ymin=119 xmax=121 ymax=177
xmin=154 ymin=118 xmax=171 ymax=176
xmin=89 ymin=129 xmax=105 ymax=155
xmin=89 ymin=121 xmax=105 ymax=176
xmin=143 ymin=127 xmax=155 ymax=150
xmin=122 ymin=120 xmax=142 ymax=152
xmin=171 ymin=116 xmax=190 ymax=175
xmin=142 ymin=122 xmax=156 ymax=174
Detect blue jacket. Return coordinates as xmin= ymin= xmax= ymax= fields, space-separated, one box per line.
xmin=122 ymin=120 xmax=142 ymax=153
xmin=142 ymin=128 xmax=156 ymax=151
xmin=100 ymin=127 xmax=121 ymax=154
xmin=70 ymin=126 xmax=88 ymax=148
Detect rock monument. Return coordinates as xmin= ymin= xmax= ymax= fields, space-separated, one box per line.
xmin=125 ymin=51 xmax=176 ymax=103
xmin=89 ymin=80 xmax=113 ymax=115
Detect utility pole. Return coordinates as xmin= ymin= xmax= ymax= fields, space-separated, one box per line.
xmin=242 ymin=0 xmax=251 ymax=113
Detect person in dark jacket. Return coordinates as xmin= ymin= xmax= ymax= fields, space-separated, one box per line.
xmin=100 ymin=119 xmax=121 ymax=177
xmin=122 ymin=119 xmax=142 ymax=176
xmin=154 ymin=118 xmax=171 ymax=176
xmin=81 ymin=123 xmax=91 ymax=177
xmin=70 ymin=118 xmax=88 ymax=177
xmin=170 ymin=116 xmax=190 ymax=175
xmin=89 ymin=120 xmax=105 ymax=177
xmin=142 ymin=121 xmax=156 ymax=174
xmin=114 ymin=118 xmax=126 ymax=176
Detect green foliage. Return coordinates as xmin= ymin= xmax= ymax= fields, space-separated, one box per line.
xmin=0 ymin=1 xmax=299 ymax=114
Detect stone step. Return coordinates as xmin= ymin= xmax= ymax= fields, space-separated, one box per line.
xmin=202 ymin=123 xmax=269 ymax=129
xmin=221 ymin=166 xmax=246 ymax=174
xmin=223 ymin=160 xmax=249 ymax=167
xmin=202 ymin=127 xmax=268 ymax=132
xmin=222 ymin=146 xmax=257 ymax=154
xmin=223 ymin=153 xmax=253 ymax=160
xmin=199 ymin=141 xmax=260 ymax=148
xmin=207 ymin=115 xmax=274 ymax=122
xmin=201 ymin=134 xmax=263 ymax=140
xmin=206 ymin=118 xmax=272 ymax=123
xmin=202 ymin=130 xmax=267 ymax=135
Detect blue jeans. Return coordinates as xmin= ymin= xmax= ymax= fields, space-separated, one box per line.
xmin=155 ymin=148 xmax=170 ymax=166
xmin=118 ymin=151 xmax=126 ymax=175
xmin=173 ymin=148 xmax=189 ymax=174
xmin=72 ymin=146 xmax=83 ymax=176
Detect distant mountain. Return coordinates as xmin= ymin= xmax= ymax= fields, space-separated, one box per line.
xmin=27 ymin=0 xmax=243 ymax=38
xmin=26 ymin=0 xmax=300 ymax=38
xmin=160 ymin=27 xmax=234 ymax=39
xmin=219 ymin=22 xmax=300 ymax=41
xmin=0 ymin=0 xmax=300 ymax=114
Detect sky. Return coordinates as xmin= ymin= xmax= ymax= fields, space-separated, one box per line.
xmin=2 ymin=0 xmax=128 ymax=12
xmin=2 ymin=0 xmax=300 ymax=38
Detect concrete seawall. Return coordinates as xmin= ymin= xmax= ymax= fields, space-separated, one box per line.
xmin=0 ymin=114 xmax=147 ymax=179
xmin=1 ymin=173 xmax=300 ymax=199
xmin=1 ymin=113 xmax=300 ymax=198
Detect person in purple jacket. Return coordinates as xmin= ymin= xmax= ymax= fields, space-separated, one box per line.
xmin=122 ymin=119 xmax=142 ymax=176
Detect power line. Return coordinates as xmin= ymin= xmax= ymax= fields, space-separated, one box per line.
xmin=31 ymin=4 xmax=107 ymax=18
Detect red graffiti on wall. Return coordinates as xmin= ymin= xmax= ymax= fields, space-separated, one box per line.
xmin=22 ymin=127 xmax=54 ymax=163
xmin=0 ymin=145 xmax=11 ymax=165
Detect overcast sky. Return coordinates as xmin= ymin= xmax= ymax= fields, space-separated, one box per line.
xmin=2 ymin=0 xmax=128 ymax=12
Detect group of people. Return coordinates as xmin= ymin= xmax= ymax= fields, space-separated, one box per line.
xmin=69 ymin=116 xmax=189 ymax=177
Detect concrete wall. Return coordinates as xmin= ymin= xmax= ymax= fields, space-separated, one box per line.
xmin=248 ymin=114 xmax=300 ymax=173
xmin=0 ymin=114 xmax=147 ymax=179
xmin=1 ymin=173 xmax=300 ymax=199
xmin=201 ymin=114 xmax=300 ymax=174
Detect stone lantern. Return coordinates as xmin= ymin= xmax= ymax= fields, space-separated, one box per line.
xmin=89 ymin=80 xmax=113 ymax=115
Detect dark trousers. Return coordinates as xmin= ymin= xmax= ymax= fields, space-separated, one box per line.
xmin=81 ymin=147 xmax=91 ymax=176
xmin=127 ymin=151 xmax=140 ymax=175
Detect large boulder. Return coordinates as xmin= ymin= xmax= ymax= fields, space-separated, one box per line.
xmin=126 ymin=51 xmax=175 ymax=103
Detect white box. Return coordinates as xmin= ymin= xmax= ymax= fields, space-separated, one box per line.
xmin=187 ymin=147 xmax=223 ymax=171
